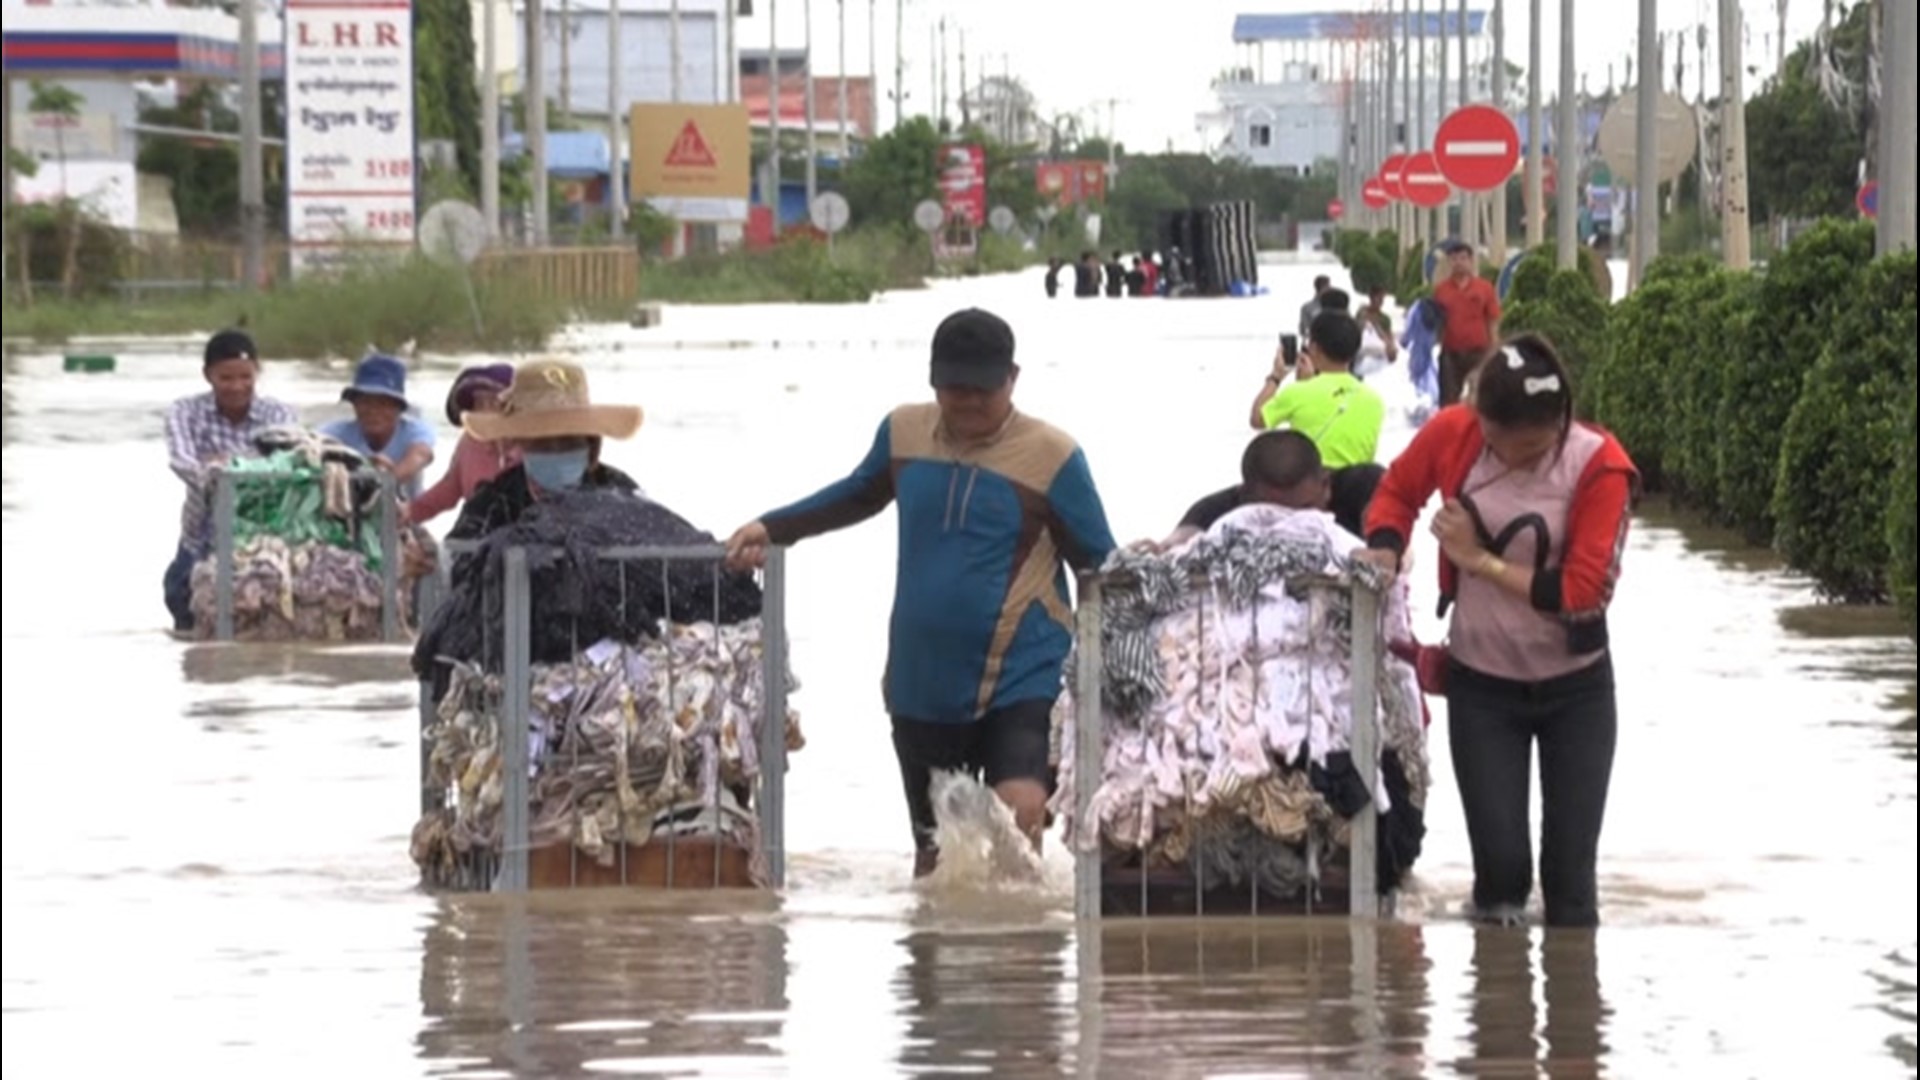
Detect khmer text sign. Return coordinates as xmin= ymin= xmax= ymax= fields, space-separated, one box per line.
xmin=284 ymin=0 xmax=418 ymax=276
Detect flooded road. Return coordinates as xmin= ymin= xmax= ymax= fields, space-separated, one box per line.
xmin=3 ymin=262 xmax=1914 ymax=1077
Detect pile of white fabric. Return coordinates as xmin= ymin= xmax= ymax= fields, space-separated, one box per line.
xmin=1049 ymin=504 xmax=1429 ymax=894
xmin=411 ymin=618 xmax=805 ymax=888
xmin=188 ymin=536 xmax=389 ymax=641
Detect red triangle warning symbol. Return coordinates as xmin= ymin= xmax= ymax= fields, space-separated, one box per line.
xmin=664 ymin=120 xmax=718 ymax=168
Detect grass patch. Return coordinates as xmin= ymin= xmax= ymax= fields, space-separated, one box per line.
xmin=4 ymin=255 xmax=569 ymax=358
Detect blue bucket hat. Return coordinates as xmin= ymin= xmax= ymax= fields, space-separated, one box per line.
xmin=342 ymin=354 xmax=409 ymax=408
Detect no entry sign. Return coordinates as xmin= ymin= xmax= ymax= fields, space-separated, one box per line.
xmin=1435 ymin=104 xmax=1522 ymax=192
xmin=1402 ymin=151 xmax=1452 ymax=209
xmin=1380 ymin=153 xmax=1410 ymax=200
xmin=1362 ymin=178 xmax=1391 ymax=209
xmin=1858 ymin=180 xmax=1879 ymax=219
xmin=1328 ymin=198 xmax=1346 ymax=221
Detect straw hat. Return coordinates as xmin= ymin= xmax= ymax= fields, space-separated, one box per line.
xmin=463 ymin=358 xmax=644 ymax=442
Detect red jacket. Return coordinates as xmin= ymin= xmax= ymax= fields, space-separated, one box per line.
xmin=1363 ymin=405 xmax=1640 ymax=629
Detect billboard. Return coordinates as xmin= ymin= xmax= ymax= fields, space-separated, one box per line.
xmin=938 ymin=142 xmax=986 ymax=227
xmin=283 ymin=0 xmax=419 ymax=278
xmin=1034 ymin=160 xmax=1108 ymax=207
xmin=630 ymin=102 xmax=751 ymax=223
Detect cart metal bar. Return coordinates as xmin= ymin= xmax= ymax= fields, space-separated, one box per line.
xmin=1347 ymin=581 xmax=1381 ymax=918
xmin=1072 ymin=571 xmax=1106 ymax=924
xmin=759 ymin=547 xmax=790 ymax=888
xmin=497 ymin=546 xmax=533 ymax=892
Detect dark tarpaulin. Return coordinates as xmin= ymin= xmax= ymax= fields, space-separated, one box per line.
xmin=413 ymin=487 xmax=765 ymax=690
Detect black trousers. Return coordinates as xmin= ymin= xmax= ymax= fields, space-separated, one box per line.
xmin=1446 ymin=655 xmax=1617 ymax=928
xmin=891 ymin=699 xmax=1055 ymax=855
xmin=1439 ymin=350 xmax=1482 ymax=407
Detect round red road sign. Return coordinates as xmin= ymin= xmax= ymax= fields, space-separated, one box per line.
xmin=1435 ymin=104 xmax=1522 ymax=191
xmin=1402 ymin=151 xmax=1452 ymax=208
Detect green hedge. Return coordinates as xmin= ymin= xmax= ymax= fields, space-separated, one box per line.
xmin=1501 ymin=260 xmax=1611 ymax=417
xmin=1773 ymin=251 xmax=1918 ymax=603
xmin=1893 ymin=379 xmax=1917 ymax=637
xmin=1588 ymin=256 xmax=1723 ymax=485
xmin=1667 ymin=268 xmax=1756 ymax=512
xmin=1716 ymin=218 xmax=1875 ymax=542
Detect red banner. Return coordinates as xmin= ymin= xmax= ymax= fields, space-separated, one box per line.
xmin=938 ymin=143 xmax=986 ymax=227
xmin=1035 ymin=160 xmax=1108 ymax=206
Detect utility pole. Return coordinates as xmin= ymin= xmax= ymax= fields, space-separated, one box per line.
xmin=1719 ymin=0 xmax=1751 ymax=268
xmin=938 ymin=18 xmax=948 ymax=130
xmin=837 ymin=0 xmax=850 ymax=163
xmin=1631 ymin=0 xmax=1658 ymax=289
xmin=867 ymin=0 xmax=878 ymax=137
xmin=1525 ymin=0 xmax=1542 ymax=246
xmin=893 ymin=0 xmax=906 ymax=127
xmin=238 ymin=0 xmax=264 ymax=288
xmin=608 ymin=0 xmax=624 ymax=240
xmin=1556 ymin=0 xmax=1577 ymax=267
xmin=559 ymin=0 xmax=571 ymax=125
xmin=1490 ymin=0 xmax=1507 ymax=259
xmin=1386 ymin=5 xmax=1399 ymax=237
xmin=804 ymin=0 xmax=818 ymax=207
xmin=529 ymin=0 xmax=550 ymax=245
xmin=1418 ymin=0 xmax=1432 ymax=246
xmin=2 ymin=80 xmax=13 ymax=289
xmin=769 ymin=0 xmax=781 ymax=214
xmin=727 ymin=0 xmax=738 ymax=101
xmin=1457 ymin=0 xmax=1472 ymax=250
xmin=482 ymin=0 xmax=501 ymax=237
xmin=671 ymin=0 xmax=683 ymax=101
xmin=958 ymin=28 xmax=969 ymax=129
xmin=1879 ymin=0 xmax=1916 ymax=255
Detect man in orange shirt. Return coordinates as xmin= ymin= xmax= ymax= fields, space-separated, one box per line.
xmin=1430 ymin=239 xmax=1502 ymax=406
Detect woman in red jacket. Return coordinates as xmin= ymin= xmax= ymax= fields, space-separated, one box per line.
xmin=1361 ymin=333 xmax=1638 ymax=928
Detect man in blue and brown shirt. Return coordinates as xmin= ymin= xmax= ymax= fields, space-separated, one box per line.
xmin=162 ymin=329 xmax=298 ymax=632
xmin=725 ymin=308 xmax=1117 ymax=877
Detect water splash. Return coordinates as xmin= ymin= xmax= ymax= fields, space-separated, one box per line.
xmin=921 ymin=771 xmax=1050 ymax=894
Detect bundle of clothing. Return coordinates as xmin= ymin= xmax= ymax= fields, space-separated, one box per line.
xmin=1049 ymin=503 xmax=1430 ymax=896
xmin=409 ymin=623 xmax=805 ymax=888
xmin=188 ymin=536 xmax=387 ymax=641
xmin=413 ymin=488 xmax=765 ymax=695
xmin=188 ymin=426 xmax=395 ymax=640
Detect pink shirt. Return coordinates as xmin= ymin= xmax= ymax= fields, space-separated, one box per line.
xmin=406 ymin=434 xmax=520 ymax=525
xmin=1448 ymin=424 xmax=1609 ymax=682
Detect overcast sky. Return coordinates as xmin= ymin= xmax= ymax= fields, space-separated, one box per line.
xmin=741 ymin=0 xmax=1836 ymax=151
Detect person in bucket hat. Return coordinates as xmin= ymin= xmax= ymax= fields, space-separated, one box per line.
xmin=320 ymin=353 xmax=437 ymax=497
xmin=406 ymin=363 xmax=520 ymax=527
xmin=443 ymin=358 xmax=645 ymax=542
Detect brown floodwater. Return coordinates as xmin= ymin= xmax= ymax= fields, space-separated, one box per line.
xmin=3 ymin=265 xmax=1913 ymax=1077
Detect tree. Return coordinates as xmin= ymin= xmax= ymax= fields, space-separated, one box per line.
xmin=1744 ymin=0 xmax=1873 ymax=223
xmin=414 ymin=0 xmax=483 ymax=198
xmin=841 ymin=116 xmax=941 ymax=231
xmin=27 ymin=80 xmax=87 ymax=299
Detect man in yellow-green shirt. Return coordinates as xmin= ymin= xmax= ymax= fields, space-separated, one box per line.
xmin=1222 ymin=311 xmax=1387 ymax=535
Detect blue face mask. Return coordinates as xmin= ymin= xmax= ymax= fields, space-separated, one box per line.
xmin=523 ymin=448 xmax=590 ymax=492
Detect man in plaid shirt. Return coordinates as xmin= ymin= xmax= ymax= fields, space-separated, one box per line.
xmin=162 ymin=329 xmax=299 ymax=632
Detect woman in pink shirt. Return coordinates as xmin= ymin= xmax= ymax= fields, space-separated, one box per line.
xmin=406 ymin=364 xmax=520 ymax=525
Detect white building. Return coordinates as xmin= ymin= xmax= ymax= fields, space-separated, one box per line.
xmin=1203 ymin=9 xmax=1501 ymax=175
xmin=518 ymin=0 xmax=737 ymax=117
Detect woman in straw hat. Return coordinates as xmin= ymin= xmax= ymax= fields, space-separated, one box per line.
xmin=445 ymin=358 xmax=646 ymax=542
xmin=406 ymin=363 xmax=520 ymax=526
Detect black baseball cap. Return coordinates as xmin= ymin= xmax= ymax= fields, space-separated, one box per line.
xmin=204 ymin=328 xmax=257 ymax=368
xmin=929 ymin=308 xmax=1015 ymax=389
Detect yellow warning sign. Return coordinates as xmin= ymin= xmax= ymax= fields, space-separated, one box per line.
xmin=630 ymin=103 xmax=750 ymax=200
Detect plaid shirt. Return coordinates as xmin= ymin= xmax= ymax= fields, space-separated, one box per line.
xmin=167 ymin=392 xmax=300 ymax=554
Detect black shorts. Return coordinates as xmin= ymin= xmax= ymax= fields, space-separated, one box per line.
xmin=891 ymin=698 xmax=1056 ymax=853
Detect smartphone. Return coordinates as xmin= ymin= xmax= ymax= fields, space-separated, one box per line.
xmin=1280 ymin=333 xmax=1300 ymax=367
